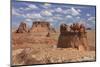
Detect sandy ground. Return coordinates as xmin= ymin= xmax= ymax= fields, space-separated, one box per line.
xmin=12 ymin=30 xmax=96 ymax=65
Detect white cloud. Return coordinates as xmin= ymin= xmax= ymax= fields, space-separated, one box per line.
xmin=63 ymin=7 xmax=80 ymax=16
xmin=86 ymin=13 xmax=91 ymax=16
xmin=25 ymin=18 xmax=32 ymax=22
xmin=53 ymin=16 xmax=62 ymax=20
xmin=71 ymin=7 xmax=80 ymax=16
xmin=19 ymin=4 xmax=38 ymax=11
xmin=44 ymin=3 xmax=51 ymax=7
xmin=19 ymin=7 xmax=24 ymax=10
xmin=63 ymin=10 xmax=69 ymax=14
xmin=46 ymin=18 xmax=54 ymax=22
xmin=28 ymin=4 xmax=38 ymax=9
xmin=54 ymin=7 xmax=80 ymax=16
xmin=33 ymin=14 xmax=42 ymax=18
xmin=88 ymin=17 xmax=95 ymax=24
xmin=64 ymin=15 xmax=75 ymax=23
xmin=62 ymin=6 xmax=85 ymax=9
xmin=55 ymin=14 xmax=62 ymax=17
xmin=41 ymin=10 xmax=52 ymax=16
xmin=55 ymin=8 xmax=63 ymax=13
xmin=26 ymin=13 xmax=42 ymax=19
xmin=88 ymin=17 xmax=95 ymax=21
xmin=12 ymin=8 xmax=30 ymax=19
xmin=42 ymin=3 xmax=51 ymax=9
xmin=12 ymin=8 xmax=21 ymax=16
xmin=66 ymin=15 xmax=73 ymax=18
xmin=76 ymin=16 xmax=80 ymax=19
xmin=77 ymin=9 xmax=81 ymax=12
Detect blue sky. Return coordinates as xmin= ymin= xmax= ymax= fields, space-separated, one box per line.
xmin=12 ymin=0 xmax=96 ymax=29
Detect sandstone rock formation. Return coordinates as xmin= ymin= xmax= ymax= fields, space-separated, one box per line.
xmin=57 ymin=23 xmax=89 ymax=51
xmin=60 ymin=24 xmax=69 ymax=34
xmin=16 ymin=22 xmax=29 ymax=33
xmin=57 ymin=23 xmax=73 ymax=48
xmin=29 ymin=21 xmax=56 ymax=33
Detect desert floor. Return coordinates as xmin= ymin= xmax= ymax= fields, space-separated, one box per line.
xmin=12 ymin=30 xmax=96 ymax=65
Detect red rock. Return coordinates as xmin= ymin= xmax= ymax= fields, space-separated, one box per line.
xmin=16 ymin=22 xmax=29 ymax=33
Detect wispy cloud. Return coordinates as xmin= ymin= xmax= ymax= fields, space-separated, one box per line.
xmin=41 ymin=10 xmax=53 ymax=16
xmin=25 ymin=13 xmax=42 ymax=19
xmin=65 ymin=15 xmax=73 ymax=19
xmin=62 ymin=7 xmax=81 ymax=16
xmin=12 ymin=1 xmax=96 ymax=29
xmin=86 ymin=13 xmax=91 ymax=16
xmin=42 ymin=3 xmax=51 ymax=9
xmin=25 ymin=18 xmax=32 ymax=22
xmin=70 ymin=7 xmax=80 ymax=16
xmin=12 ymin=8 xmax=20 ymax=16
xmin=77 ymin=9 xmax=81 ymax=12
xmin=88 ymin=16 xmax=95 ymax=24
xmin=55 ymin=8 xmax=63 ymax=13
xmin=19 ymin=4 xmax=39 ymax=12
xmin=12 ymin=8 xmax=23 ymax=16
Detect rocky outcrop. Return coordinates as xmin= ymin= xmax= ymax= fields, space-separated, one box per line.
xmin=57 ymin=23 xmax=89 ymax=51
xmin=12 ymin=48 xmax=95 ymax=65
xmin=16 ymin=22 xmax=29 ymax=33
xmin=29 ymin=21 xmax=56 ymax=33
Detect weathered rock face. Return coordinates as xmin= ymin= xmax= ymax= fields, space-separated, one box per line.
xmin=57 ymin=23 xmax=89 ymax=51
xmin=29 ymin=21 xmax=56 ymax=33
xmin=60 ymin=24 xmax=69 ymax=34
xmin=16 ymin=22 xmax=29 ymax=33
